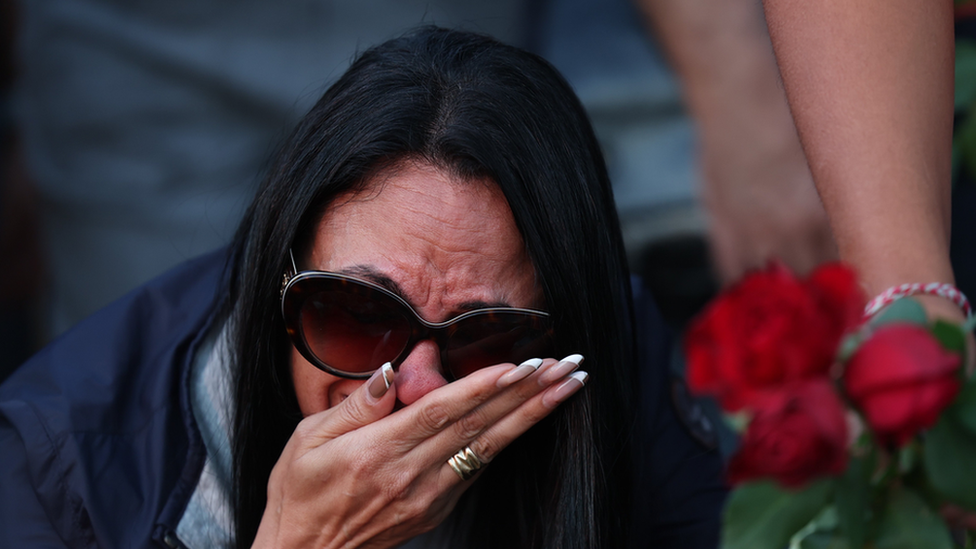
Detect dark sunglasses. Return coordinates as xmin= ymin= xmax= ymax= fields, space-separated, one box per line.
xmin=280 ymin=267 xmax=553 ymax=380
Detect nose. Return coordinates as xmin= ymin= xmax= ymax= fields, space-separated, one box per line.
xmin=394 ymin=339 xmax=449 ymax=405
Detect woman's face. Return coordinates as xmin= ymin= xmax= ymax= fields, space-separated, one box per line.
xmin=290 ymin=160 xmax=543 ymax=414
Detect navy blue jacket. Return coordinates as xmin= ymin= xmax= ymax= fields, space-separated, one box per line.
xmin=0 ymin=250 xmax=726 ymax=548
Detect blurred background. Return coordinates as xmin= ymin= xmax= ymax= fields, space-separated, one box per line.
xmin=0 ymin=0 xmax=845 ymax=386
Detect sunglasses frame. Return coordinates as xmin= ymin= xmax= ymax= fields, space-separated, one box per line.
xmin=280 ymin=267 xmax=553 ymax=380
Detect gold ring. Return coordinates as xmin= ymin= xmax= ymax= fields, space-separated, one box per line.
xmin=447 ymin=446 xmax=483 ymax=481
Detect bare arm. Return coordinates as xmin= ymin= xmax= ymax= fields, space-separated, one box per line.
xmin=636 ymin=0 xmax=835 ymax=283
xmin=762 ymin=0 xmax=959 ymax=318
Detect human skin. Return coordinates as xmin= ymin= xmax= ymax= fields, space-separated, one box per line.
xmin=251 ymin=160 xmax=588 ymax=548
xmin=763 ymin=0 xmax=975 ymax=528
xmin=636 ymin=0 xmax=835 ymax=283
xmin=761 ymin=0 xmax=960 ymax=322
xmin=290 ymin=160 xmax=544 ymax=410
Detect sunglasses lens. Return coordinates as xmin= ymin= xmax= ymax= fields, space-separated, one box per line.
xmin=443 ymin=313 xmax=552 ymax=379
xmin=300 ymin=288 xmax=412 ymax=374
xmin=286 ymin=273 xmax=553 ymax=380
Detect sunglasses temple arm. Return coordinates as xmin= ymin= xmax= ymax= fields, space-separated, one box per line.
xmin=288 ymin=249 xmax=299 ymax=277
xmin=281 ymin=249 xmax=299 ymax=300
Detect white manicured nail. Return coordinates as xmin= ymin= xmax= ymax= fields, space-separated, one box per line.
xmin=367 ymin=362 xmax=394 ymax=402
xmin=543 ymin=370 xmax=589 ymax=408
xmin=497 ymin=358 xmax=543 ymax=388
xmin=539 ymin=354 xmax=584 ymax=385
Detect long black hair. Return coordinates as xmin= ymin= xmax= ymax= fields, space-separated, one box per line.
xmin=228 ymin=26 xmax=638 ymax=549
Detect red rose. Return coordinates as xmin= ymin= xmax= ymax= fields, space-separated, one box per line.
xmin=728 ymin=380 xmax=848 ymax=488
xmin=844 ymin=324 xmax=961 ymax=447
xmin=806 ymin=264 xmax=865 ymax=329
xmin=686 ymin=263 xmax=863 ymax=410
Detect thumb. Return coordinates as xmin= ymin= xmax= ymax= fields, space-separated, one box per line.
xmin=298 ymin=363 xmax=397 ymax=447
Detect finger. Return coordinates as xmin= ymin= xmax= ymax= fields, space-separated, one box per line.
xmin=293 ymin=363 xmax=397 ymax=449
xmin=536 ymin=354 xmax=583 ymax=386
xmin=437 ymin=369 xmax=590 ymax=486
xmin=472 ymin=368 xmax=589 ymax=462
xmin=406 ymin=355 xmax=582 ymax=472
xmin=438 ymin=356 xmax=581 ymax=460
xmin=390 ymin=355 xmax=580 ymax=450
xmin=379 ymin=360 xmax=531 ymax=448
xmin=443 ymin=355 xmax=580 ymax=455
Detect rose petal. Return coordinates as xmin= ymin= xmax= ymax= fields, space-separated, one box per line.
xmin=846 ymin=325 xmax=961 ymax=395
xmin=727 ymin=381 xmax=848 ymax=488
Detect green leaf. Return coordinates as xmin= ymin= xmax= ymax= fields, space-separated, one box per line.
xmin=924 ymin=412 xmax=976 ymax=511
xmin=931 ymin=320 xmax=968 ymax=358
xmin=722 ymin=479 xmax=833 ymax=549
xmin=790 ymin=506 xmax=839 ymax=549
xmin=956 ymin=40 xmax=976 ymax=111
xmin=897 ymin=444 xmax=919 ymax=475
xmin=836 ymin=333 xmax=863 ymax=363
xmin=950 ymin=378 xmax=976 ymax=436
xmin=724 ymin=410 xmax=752 ymax=435
xmin=956 ymin=40 xmax=976 ymax=181
xmin=834 ymin=455 xmax=871 ymax=548
xmin=957 ymin=109 xmax=976 ymax=182
xmin=797 ymin=532 xmax=852 ymax=549
xmin=869 ymin=298 xmax=928 ymax=328
xmin=964 ymin=314 xmax=976 ymax=334
xmin=874 ymin=486 xmax=953 ymax=549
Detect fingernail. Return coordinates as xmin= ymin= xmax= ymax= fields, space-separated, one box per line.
xmin=539 ymin=354 xmax=584 ymax=386
xmin=367 ymin=362 xmax=394 ymax=403
xmin=542 ymin=371 xmax=589 ymax=408
xmin=497 ymin=358 xmax=543 ymax=388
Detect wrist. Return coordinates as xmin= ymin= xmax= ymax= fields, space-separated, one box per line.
xmin=865 ymin=285 xmax=970 ymax=324
xmin=912 ymin=294 xmax=969 ymax=324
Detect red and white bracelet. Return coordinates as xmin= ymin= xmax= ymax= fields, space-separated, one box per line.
xmin=863 ymin=282 xmax=973 ymax=320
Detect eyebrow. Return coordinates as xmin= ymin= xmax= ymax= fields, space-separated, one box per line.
xmin=336 ymin=265 xmax=408 ymax=298
xmin=336 ymin=265 xmax=513 ymax=312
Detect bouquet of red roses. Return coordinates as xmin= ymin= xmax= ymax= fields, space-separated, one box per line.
xmin=686 ymin=263 xmax=976 ymax=549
